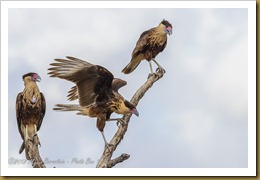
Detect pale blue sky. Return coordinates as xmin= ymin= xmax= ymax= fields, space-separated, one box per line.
xmin=8 ymin=8 xmax=248 ymax=168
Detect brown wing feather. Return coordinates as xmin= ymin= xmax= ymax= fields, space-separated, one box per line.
xmin=16 ymin=92 xmax=23 ymax=139
xmin=67 ymin=86 xmax=78 ymax=101
xmin=132 ymin=29 xmax=152 ymax=59
xmin=37 ymin=92 xmax=46 ymax=131
xmin=111 ymin=78 xmax=127 ymax=92
xmin=121 ymin=29 xmax=153 ymax=74
xmin=160 ymin=39 xmax=167 ymax=52
xmin=48 ymin=56 xmax=114 ymax=107
xmin=67 ymin=78 xmax=124 ymax=100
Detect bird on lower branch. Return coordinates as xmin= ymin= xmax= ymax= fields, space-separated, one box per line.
xmin=122 ymin=19 xmax=173 ymax=75
xmin=16 ymin=72 xmax=46 ymax=160
xmin=48 ymin=56 xmax=139 ymax=148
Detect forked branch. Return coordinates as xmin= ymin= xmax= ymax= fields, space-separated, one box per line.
xmin=96 ymin=70 xmax=165 ymax=168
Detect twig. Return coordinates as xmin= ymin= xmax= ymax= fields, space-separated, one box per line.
xmin=25 ymin=135 xmax=46 ymax=168
xmin=96 ymin=70 xmax=165 ymax=168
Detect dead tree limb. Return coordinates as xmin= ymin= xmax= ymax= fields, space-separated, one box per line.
xmin=96 ymin=70 xmax=165 ymax=168
xmin=25 ymin=134 xmax=46 ymax=168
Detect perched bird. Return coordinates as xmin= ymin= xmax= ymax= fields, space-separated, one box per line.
xmin=16 ymin=72 xmax=46 ymax=159
xmin=48 ymin=56 xmax=139 ymax=147
xmin=122 ymin=19 xmax=172 ymax=74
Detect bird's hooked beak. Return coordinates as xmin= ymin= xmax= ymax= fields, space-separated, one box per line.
xmin=166 ymin=26 xmax=172 ymax=35
xmin=131 ymin=108 xmax=139 ymax=117
xmin=35 ymin=75 xmax=41 ymax=82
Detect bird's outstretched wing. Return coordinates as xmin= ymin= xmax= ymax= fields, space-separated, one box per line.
xmin=48 ymin=56 xmax=114 ymax=106
xmin=67 ymin=78 xmax=126 ymax=101
xmin=16 ymin=92 xmax=23 ymax=139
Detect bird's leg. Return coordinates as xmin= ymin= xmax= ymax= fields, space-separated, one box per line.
xmin=106 ymin=118 xmax=126 ymax=126
xmin=34 ymin=124 xmax=37 ymax=136
xmin=24 ymin=125 xmax=31 ymax=160
xmin=33 ymin=124 xmax=41 ymax=147
xmin=147 ymin=61 xmax=156 ymax=79
xmin=152 ymin=59 xmax=166 ymax=73
xmin=101 ymin=131 xmax=113 ymax=152
xmin=149 ymin=61 xmax=154 ymax=74
xmin=25 ymin=125 xmax=29 ymax=142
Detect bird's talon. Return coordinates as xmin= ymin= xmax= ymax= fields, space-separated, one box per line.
xmin=148 ymin=73 xmax=153 ymax=79
xmin=116 ymin=118 xmax=126 ymax=127
xmin=105 ymin=143 xmax=114 ymax=153
xmin=156 ymin=67 xmax=166 ymax=74
xmin=148 ymin=73 xmax=157 ymax=79
xmin=33 ymin=134 xmax=41 ymax=146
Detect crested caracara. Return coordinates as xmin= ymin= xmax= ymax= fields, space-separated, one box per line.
xmin=122 ymin=19 xmax=172 ymax=74
xmin=16 ymin=72 xmax=46 ymax=159
xmin=48 ymin=56 xmax=139 ymax=147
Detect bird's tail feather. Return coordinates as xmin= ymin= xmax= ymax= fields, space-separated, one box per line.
xmin=122 ymin=57 xmax=141 ymax=74
xmin=19 ymin=142 xmax=25 ymax=154
xmin=53 ymin=104 xmax=83 ymax=112
xmin=19 ymin=142 xmax=31 ymax=160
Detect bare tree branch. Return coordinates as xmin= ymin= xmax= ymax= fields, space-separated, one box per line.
xmin=107 ymin=153 xmax=130 ymax=168
xmin=96 ymin=70 xmax=165 ymax=168
xmin=25 ymin=135 xmax=46 ymax=168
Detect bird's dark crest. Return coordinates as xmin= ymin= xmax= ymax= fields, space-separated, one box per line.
xmin=22 ymin=72 xmax=37 ymax=80
xmin=124 ymin=100 xmax=136 ymax=110
xmin=161 ymin=19 xmax=172 ymax=28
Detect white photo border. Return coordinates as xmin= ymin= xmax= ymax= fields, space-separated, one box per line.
xmin=1 ymin=1 xmax=256 ymax=176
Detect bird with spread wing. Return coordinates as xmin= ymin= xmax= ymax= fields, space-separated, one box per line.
xmin=16 ymin=72 xmax=46 ymax=160
xmin=122 ymin=19 xmax=172 ymax=74
xmin=48 ymin=56 xmax=139 ymax=148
